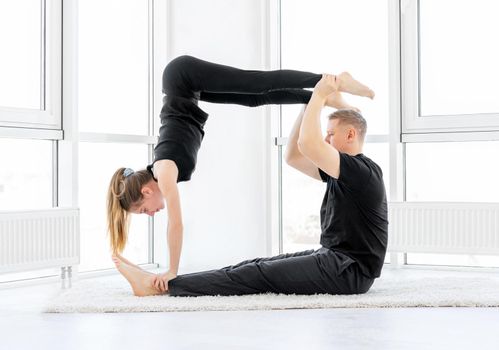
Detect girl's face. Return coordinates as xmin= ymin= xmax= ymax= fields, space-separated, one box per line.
xmin=131 ymin=180 xmax=165 ymax=216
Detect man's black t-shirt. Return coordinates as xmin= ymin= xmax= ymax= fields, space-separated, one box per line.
xmin=318 ymin=153 xmax=388 ymax=278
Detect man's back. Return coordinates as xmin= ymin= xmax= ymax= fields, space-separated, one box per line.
xmin=319 ymin=152 xmax=388 ymax=278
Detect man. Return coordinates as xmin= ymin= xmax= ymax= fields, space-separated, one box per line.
xmin=286 ymin=75 xmax=388 ymax=288
xmin=113 ymin=74 xmax=387 ymax=297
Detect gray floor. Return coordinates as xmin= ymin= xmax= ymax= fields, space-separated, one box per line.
xmin=1 ymin=269 xmax=499 ymax=350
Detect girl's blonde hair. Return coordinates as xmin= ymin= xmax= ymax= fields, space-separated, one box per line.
xmin=107 ymin=167 xmax=153 ymax=254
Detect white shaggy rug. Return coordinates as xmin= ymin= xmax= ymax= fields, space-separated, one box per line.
xmin=43 ymin=267 xmax=499 ymax=313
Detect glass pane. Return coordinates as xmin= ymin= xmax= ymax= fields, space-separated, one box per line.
xmin=282 ymin=154 xmax=323 ymax=253
xmin=419 ymin=0 xmax=499 ymax=115
xmin=406 ymin=141 xmax=499 ymax=202
xmin=78 ymin=0 xmax=149 ymax=135
xmin=282 ymin=106 xmax=328 ymax=252
xmin=0 ymin=139 xmax=52 ymax=210
xmin=0 ymin=0 xmax=41 ymax=109
xmin=281 ymin=0 xmax=390 ymax=135
xmin=79 ymin=142 xmax=149 ymax=271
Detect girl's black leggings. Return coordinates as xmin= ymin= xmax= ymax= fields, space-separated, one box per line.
xmin=162 ymin=55 xmax=322 ymax=107
xmin=154 ymin=56 xmax=321 ymax=182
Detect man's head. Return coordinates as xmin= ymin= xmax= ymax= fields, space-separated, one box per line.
xmin=325 ymin=109 xmax=367 ymax=154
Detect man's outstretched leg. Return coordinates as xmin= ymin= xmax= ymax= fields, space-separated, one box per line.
xmin=168 ymin=248 xmax=374 ymax=297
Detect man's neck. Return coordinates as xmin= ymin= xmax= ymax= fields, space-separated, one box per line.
xmin=343 ymin=145 xmax=363 ymax=156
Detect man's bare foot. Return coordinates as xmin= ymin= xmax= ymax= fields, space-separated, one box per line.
xmin=113 ymin=257 xmax=166 ymax=297
xmin=337 ymin=72 xmax=375 ymax=99
xmin=325 ymin=91 xmax=361 ymax=112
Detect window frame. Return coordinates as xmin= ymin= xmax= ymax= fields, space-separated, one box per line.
xmin=0 ymin=0 xmax=168 ymax=280
xmin=0 ymin=0 xmax=62 ymax=132
xmin=275 ymin=0 xmax=399 ymax=257
xmin=71 ymin=0 xmax=166 ymax=268
xmin=401 ymin=0 xmax=499 ymax=141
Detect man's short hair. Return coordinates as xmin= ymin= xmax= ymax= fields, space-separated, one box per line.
xmin=328 ymin=109 xmax=367 ymax=141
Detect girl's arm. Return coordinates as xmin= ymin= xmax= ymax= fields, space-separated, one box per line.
xmin=164 ymin=183 xmax=183 ymax=275
xmin=155 ymin=160 xmax=183 ymax=276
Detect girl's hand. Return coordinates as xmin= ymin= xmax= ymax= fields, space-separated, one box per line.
xmin=152 ymin=270 xmax=177 ymax=293
xmin=313 ymin=74 xmax=339 ymax=101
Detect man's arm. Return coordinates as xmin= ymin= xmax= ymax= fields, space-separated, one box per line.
xmin=284 ymin=105 xmax=322 ymax=181
xmin=298 ymin=75 xmax=341 ymax=179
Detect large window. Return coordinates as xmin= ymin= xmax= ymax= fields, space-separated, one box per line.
xmin=77 ymin=0 xmax=155 ymax=272
xmin=280 ymin=0 xmax=390 ymax=253
xmin=419 ymin=1 xmax=499 ymax=116
xmin=0 ymin=1 xmax=58 ymax=212
xmin=0 ymin=1 xmax=60 ymax=283
xmin=401 ymin=0 xmax=499 ymax=136
xmin=78 ymin=0 xmax=149 ymax=135
xmin=0 ymin=0 xmax=41 ymax=110
xmin=0 ymin=0 xmax=163 ymax=283
xmin=405 ymin=140 xmax=499 ymax=268
xmin=406 ymin=141 xmax=499 ymax=202
xmin=0 ymin=0 xmax=61 ymax=129
xmin=0 ymin=139 xmax=53 ymax=210
xmin=79 ymin=143 xmax=149 ymax=271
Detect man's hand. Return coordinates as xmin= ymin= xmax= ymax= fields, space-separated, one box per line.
xmin=152 ymin=270 xmax=177 ymax=293
xmin=313 ymin=74 xmax=339 ymax=101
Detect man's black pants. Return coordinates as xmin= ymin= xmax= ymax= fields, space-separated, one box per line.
xmin=168 ymin=247 xmax=375 ymax=297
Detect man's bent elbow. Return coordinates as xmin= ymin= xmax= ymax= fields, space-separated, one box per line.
xmin=284 ymin=151 xmax=295 ymax=166
xmin=297 ymin=139 xmax=318 ymax=157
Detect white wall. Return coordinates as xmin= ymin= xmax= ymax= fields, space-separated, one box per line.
xmin=154 ymin=0 xmax=273 ymax=272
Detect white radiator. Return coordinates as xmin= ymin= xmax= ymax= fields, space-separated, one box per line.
xmin=388 ymin=202 xmax=499 ymax=255
xmin=0 ymin=208 xmax=79 ymax=288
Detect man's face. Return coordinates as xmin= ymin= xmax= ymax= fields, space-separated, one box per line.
xmin=324 ymin=119 xmax=348 ymax=152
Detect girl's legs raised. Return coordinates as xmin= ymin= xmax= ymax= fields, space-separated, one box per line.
xmin=163 ymin=55 xmax=321 ymax=97
xmin=164 ymin=55 xmax=374 ymax=101
xmin=199 ymin=89 xmax=313 ymax=106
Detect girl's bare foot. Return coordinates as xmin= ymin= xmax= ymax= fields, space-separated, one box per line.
xmin=337 ymin=72 xmax=375 ymax=99
xmin=114 ymin=254 xmax=155 ymax=275
xmin=325 ymin=91 xmax=361 ymax=112
xmin=112 ymin=256 xmax=166 ymax=297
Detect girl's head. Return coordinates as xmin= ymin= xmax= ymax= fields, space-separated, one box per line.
xmin=107 ymin=167 xmax=165 ymax=254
